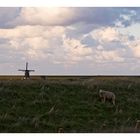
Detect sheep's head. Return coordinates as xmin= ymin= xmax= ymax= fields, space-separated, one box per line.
xmin=99 ymin=89 xmax=103 ymax=93
xmin=99 ymin=89 xmax=103 ymax=98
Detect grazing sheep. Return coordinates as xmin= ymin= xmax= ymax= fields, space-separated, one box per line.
xmin=99 ymin=89 xmax=116 ymax=105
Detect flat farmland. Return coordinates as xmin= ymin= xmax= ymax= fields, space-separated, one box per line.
xmin=0 ymin=76 xmax=140 ymax=132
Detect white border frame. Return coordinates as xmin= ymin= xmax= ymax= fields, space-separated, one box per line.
xmin=0 ymin=0 xmax=140 ymax=7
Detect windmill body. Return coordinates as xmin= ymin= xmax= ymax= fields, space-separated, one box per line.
xmin=18 ymin=62 xmax=35 ymax=79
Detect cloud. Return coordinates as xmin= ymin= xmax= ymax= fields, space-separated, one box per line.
xmin=95 ymin=50 xmax=124 ymax=62
xmin=0 ymin=26 xmax=65 ymax=62
xmin=0 ymin=25 xmax=93 ymax=64
xmin=0 ymin=7 xmax=140 ymax=74
xmin=9 ymin=7 xmax=77 ymax=26
xmin=127 ymin=39 xmax=140 ymax=58
xmin=0 ymin=7 xmax=20 ymax=28
xmin=0 ymin=25 xmax=65 ymax=39
xmin=0 ymin=23 xmax=138 ymax=66
xmin=6 ymin=7 xmax=140 ymax=28
xmin=60 ymin=36 xmax=93 ymax=64
xmin=91 ymin=27 xmax=120 ymax=42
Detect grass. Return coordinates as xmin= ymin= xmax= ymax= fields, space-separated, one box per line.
xmin=0 ymin=76 xmax=140 ymax=133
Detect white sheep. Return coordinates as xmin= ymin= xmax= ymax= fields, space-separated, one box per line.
xmin=99 ymin=89 xmax=116 ymax=105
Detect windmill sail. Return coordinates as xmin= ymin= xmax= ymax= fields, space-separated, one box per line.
xmin=18 ymin=62 xmax=35 ymax=79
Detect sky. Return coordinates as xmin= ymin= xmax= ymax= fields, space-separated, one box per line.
xmin=0 ymin=7 xmax=140 ymax=75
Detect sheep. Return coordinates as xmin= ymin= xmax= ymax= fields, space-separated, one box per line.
xmin=99 ymin=89 xmax=116 ymax=105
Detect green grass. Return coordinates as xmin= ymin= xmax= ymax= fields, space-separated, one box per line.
xmin=0 ymin=77 xmax=140 ymax=133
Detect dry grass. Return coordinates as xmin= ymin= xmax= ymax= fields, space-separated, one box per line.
xmin=0 ymin=76 xmax=140 ymax=132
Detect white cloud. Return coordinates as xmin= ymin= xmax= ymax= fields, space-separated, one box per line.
xmin=10 ymin=7 xmax=77 ymax=26
xmin=0 ymin=25 xmax=65 ymax=39
xmin=95 ymin=50 xmax=124 ymax=62
xmin=63 ymin=36 xmax=92 ymax=56
xmin=0 ymin=25 xmax=66 ymax=63
xmin=0 ymin=23 xmax=137 ymax=67
xmin=91 ymin=27 xmax=120 ymax=42
xmin=0 ymin=24 xmax=93 ymax=65
xmin=0 ymin=7 xmax=140 ymax=74
xmin=60 ymin=36 xmax=93 ymax=64
xmin=128 ymin=40 xmax=140 ymax=58
xmin=7 ymin=7 xmax=140 ymax=28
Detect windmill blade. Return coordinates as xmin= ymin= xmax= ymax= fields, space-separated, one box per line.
xmin=18 ymin=69 xmax=26 ymax=71
xmin=26 ymin=62 xmax=28 ymax=70
xmin=28 ymin=70 xmax=35 ymax=72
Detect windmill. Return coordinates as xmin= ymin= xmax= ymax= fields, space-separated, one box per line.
xmin=18 ymin=62 xmax=35 ymax=79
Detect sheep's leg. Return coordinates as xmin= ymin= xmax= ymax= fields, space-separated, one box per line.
xmin=112 ymin=99 xmax=115 ymax=105
xmin=103 ymin=97 xmax=106 ymax=103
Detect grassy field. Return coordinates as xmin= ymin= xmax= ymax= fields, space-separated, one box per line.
xmin=0 ymin=76 xmax=140 ymax=133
